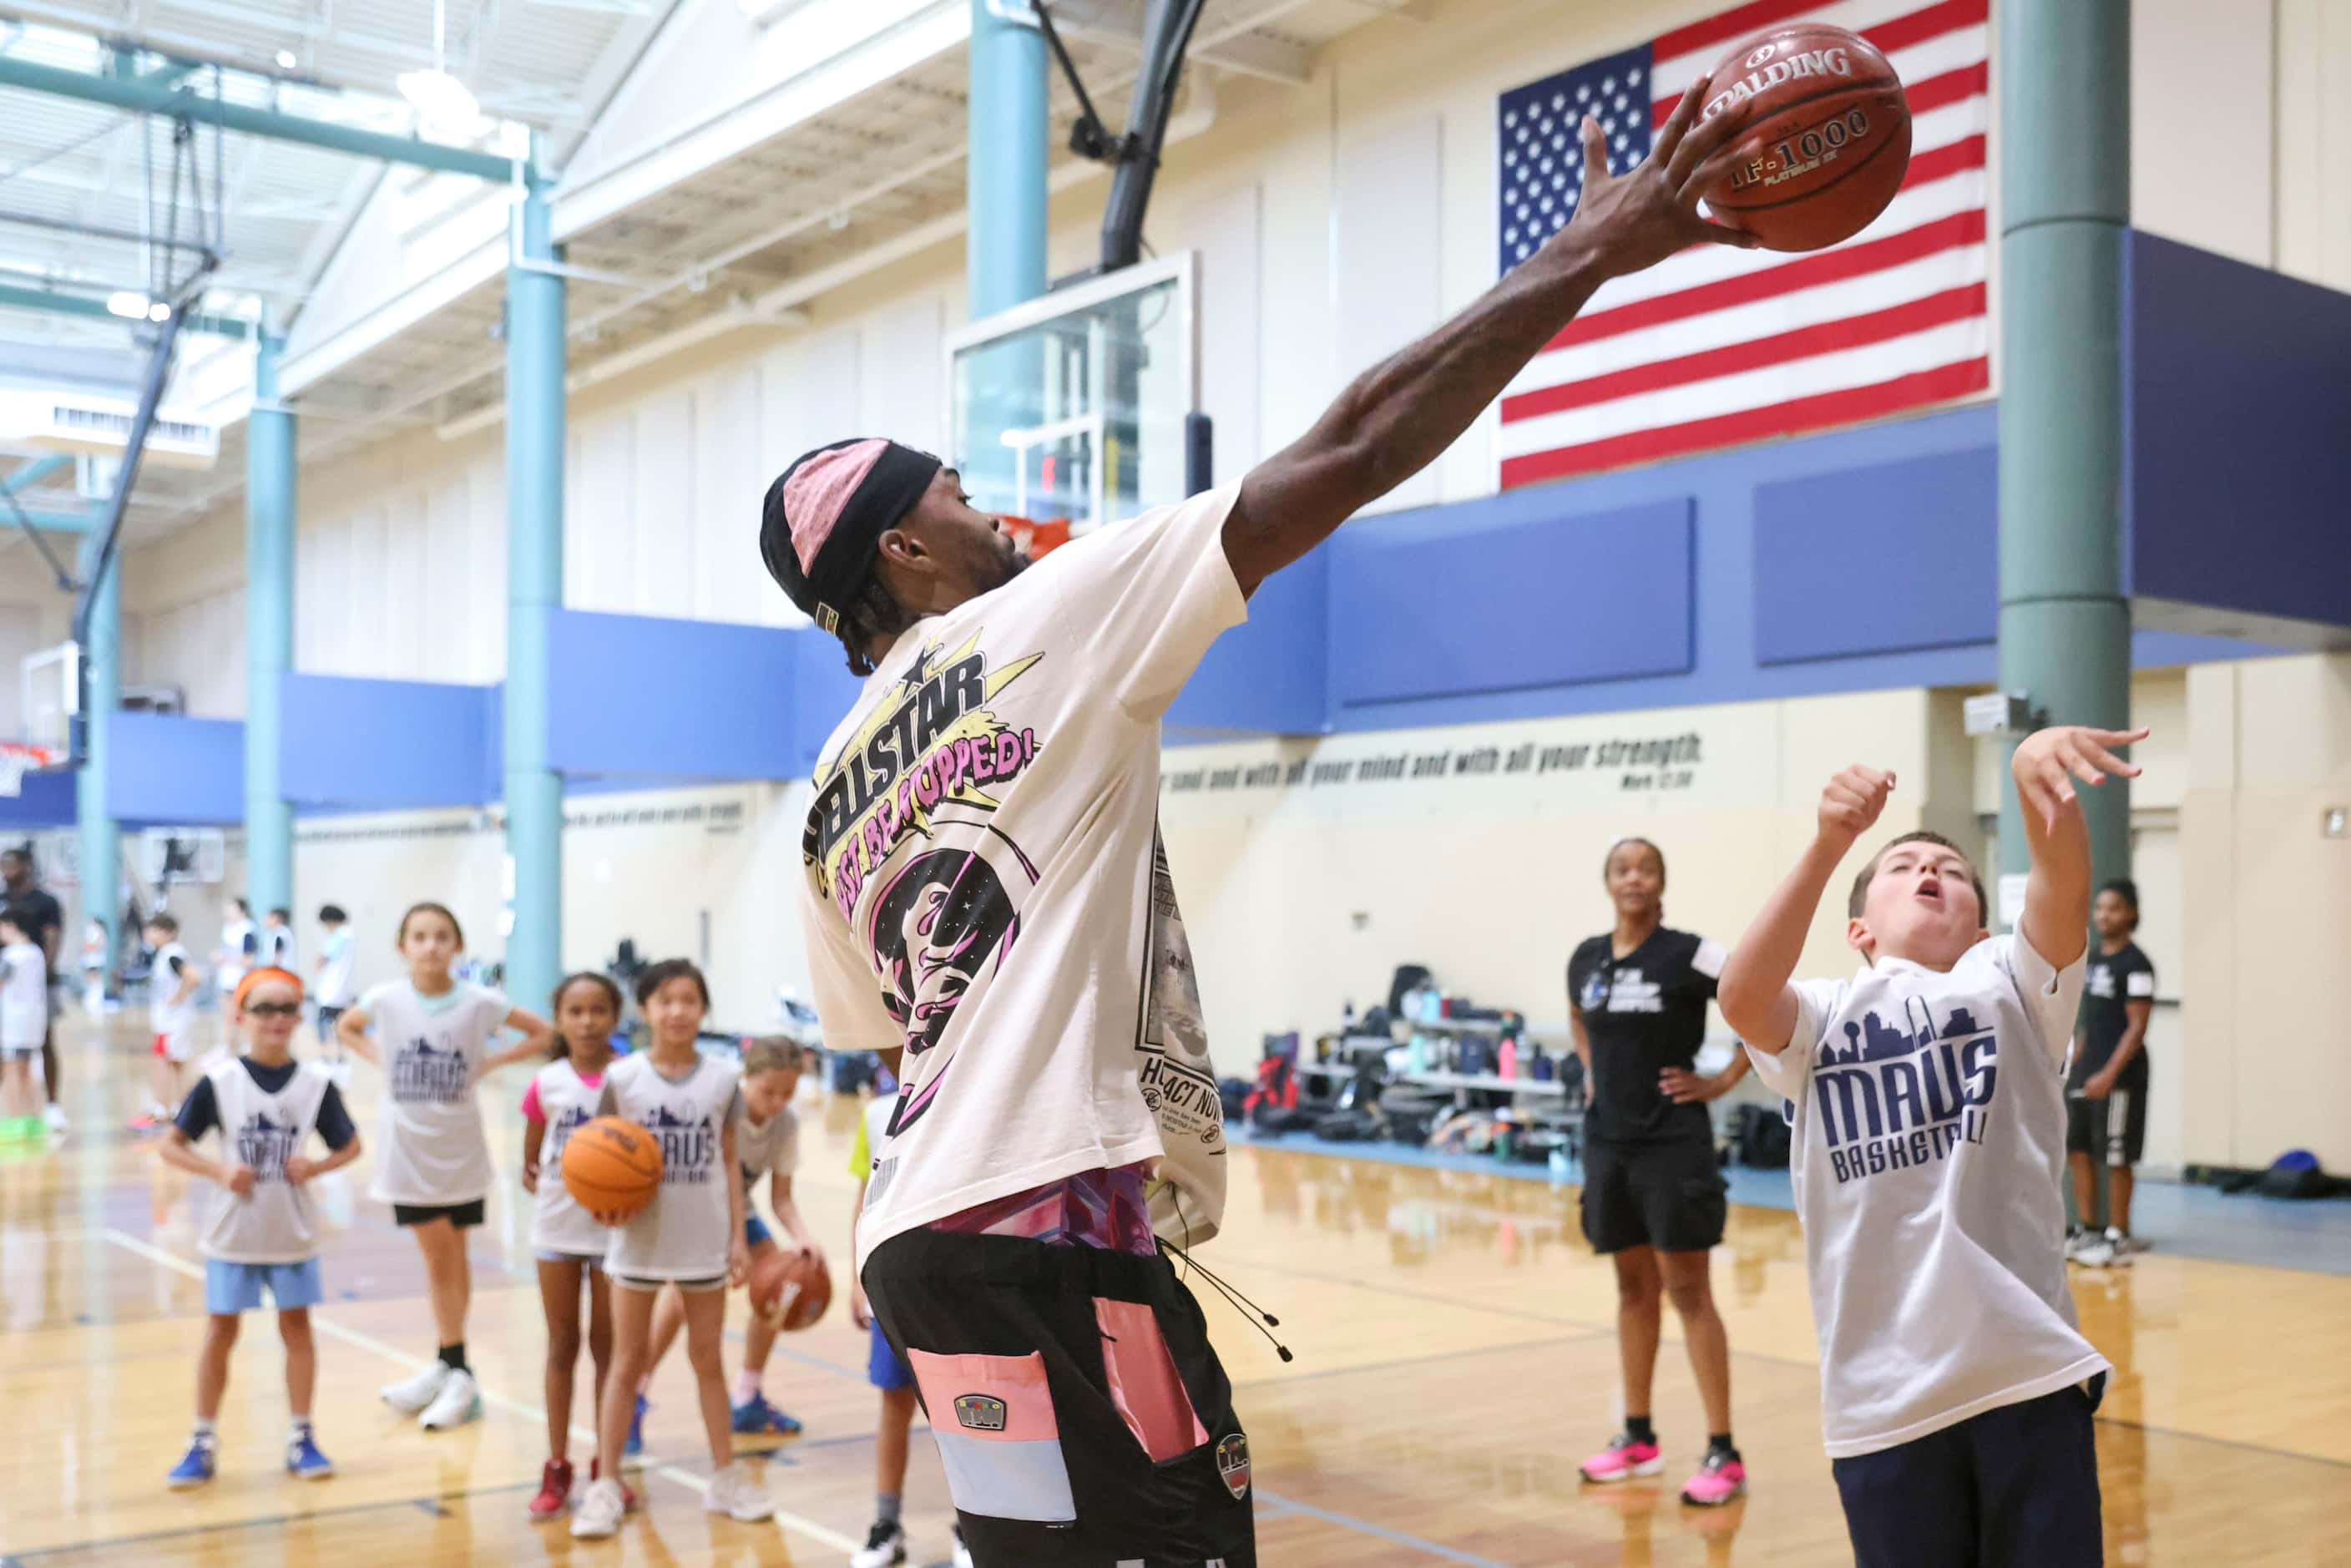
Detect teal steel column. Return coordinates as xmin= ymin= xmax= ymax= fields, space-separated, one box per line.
xmin=503 ymin=145 xmax=564 ymax=1012
xmin=245 ymin=327 xmax=296 ymax=920
xmin=967 ymin=0 xmax=1048 ymax=317
xmin=1997 ymin=0 xmax=2132 ymax=914
xmin=75 ymin=531 xmax=119 ymax=957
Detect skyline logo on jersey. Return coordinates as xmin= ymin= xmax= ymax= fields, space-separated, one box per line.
xmin=544 ymin=1103 xmax=589 ymax=1161
xmin=1814 ymin=997 xmax=1998 ymax=1186
xmin=644 ymin=1103 xmax=720 ymax=1182
xmin=805 ymin=634 xmax=1045 ymax=921
xmin=233 ymin=1110 xmax=300 ymax=1181
xmin=391 ymin=1038 xmax=470 ymax=1105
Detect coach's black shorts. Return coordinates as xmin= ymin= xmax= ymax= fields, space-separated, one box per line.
xmin=862 ymin=1227 xmax=1256 ymax=1568
xmin=1833 ymin=1377 xmax=2105 ymax=1568
xmin=2066 ymin=1082 xmax=2147 ymax=1167
xmin=393 ymin=1199 xmax=485 ymax=1229
xmin=1580 ymin=1134 xmax=1725 ymax=1254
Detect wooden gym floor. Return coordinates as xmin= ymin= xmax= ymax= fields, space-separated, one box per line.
xmin=4 ymin=1014 xmax=2348 ymax=1566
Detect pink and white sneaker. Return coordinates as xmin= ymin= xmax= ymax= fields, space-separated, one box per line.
xmin=1579 ymin=1431 xmax=1664 ymax=1483
xmin=1681 ymin=1449 xmax=1747 ymax=1506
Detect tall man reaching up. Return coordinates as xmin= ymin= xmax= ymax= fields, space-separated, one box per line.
xmin=767 ymin=81 xmax=1758 ymax=1568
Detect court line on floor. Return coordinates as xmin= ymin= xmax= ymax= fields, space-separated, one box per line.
xmin=3 ymin=1478 xmax=545 ymax=1561
xmin=1253 ymin=1490 xmax=1514 ymax=1567
xmin=98 ymin=1227 xmax=864 ymax=1555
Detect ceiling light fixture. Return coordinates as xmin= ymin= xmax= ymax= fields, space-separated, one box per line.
xmin=105 ymin=291 xmax=152 ymax=320
xmin=274 ymin=48 xmax=299 ymax=70
xmin=397 ymin=0 xmax=480 ymax=132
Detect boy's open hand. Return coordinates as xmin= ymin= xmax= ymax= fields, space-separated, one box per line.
xmin=1819 ymin=766 xmax=1894 ymax=848
xmin=2011 ymin=726 xmax=2147 ymax=831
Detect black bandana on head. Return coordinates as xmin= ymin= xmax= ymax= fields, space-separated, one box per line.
xmin=759 ymin=438 xmax=943 ymax=634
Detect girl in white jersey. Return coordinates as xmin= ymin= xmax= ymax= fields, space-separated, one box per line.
xmin=572 ymin=959 xmax=772 ymax=1537
xmin=155 ymin=969 xmax=362 ymax=1489
xmin=521 ymin=971 xmax=624 ymax=1521
xmin=336 ymin=901 xmax=551 ymax=1432
xmin=1717 ymin=726 xmax=2146 ymax=1568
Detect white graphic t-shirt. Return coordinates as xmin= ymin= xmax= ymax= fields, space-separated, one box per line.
xmin=527 ymin=1060 xmax=610 ymax=1257
xmin=361 ymin=979 xmax=513 ymax=1206
xmin=599 ymin=1051 xmax=742 ymax=1281
xmin=1 ymin=939 xmax=46 ymax=1050
xmin=1744 ymin=933 xmax=2110 ymax=1458
xmin=150 ymin=940 xmax=198 ymax=1051
xmin=316 ymin=929 xmax=354 ymax=1007
xmin=219 ymin=918 xmax=256 ymax=989
xmin=800 ymin=484 xmax=1246 ymax=1273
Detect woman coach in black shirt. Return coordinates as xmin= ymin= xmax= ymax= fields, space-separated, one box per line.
xmin=1567 ymin=837 xmax=1747 ymax=1506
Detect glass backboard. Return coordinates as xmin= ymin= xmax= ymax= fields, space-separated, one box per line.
xmin=947 ymin=252 xmax=1198 ymax=539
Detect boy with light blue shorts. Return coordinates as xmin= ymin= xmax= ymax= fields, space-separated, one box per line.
xmin=156 ymin=968 xmax=362 ymax=1489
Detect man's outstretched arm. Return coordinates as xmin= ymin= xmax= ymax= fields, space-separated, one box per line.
xmin=1221 ymin=77 xmax=1756 ymax=596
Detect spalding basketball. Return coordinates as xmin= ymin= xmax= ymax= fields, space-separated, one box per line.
xmin=748 ymin=1248 xmax=832 ymax=1332
xmin=560 ymin=1116 xmax=662 ymax=1221
xmin=1698 ymin=24 xmax=1910 ymax=252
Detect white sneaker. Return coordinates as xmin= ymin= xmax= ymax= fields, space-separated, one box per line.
xmin=419 ymin=1368 xmax=482 ymax=1429
xmin=381 ymin=1360 xmax=452 ymax=1415
xmin=952 ymin=1525 xmax=974 ymax=1568
xmin=2075 ymin=1235 xmax=2117 ymax=1268
xmin=2101 ymin=1228 xmax=2136 ymax=1268
xmin=2064 ymin=1227 xmax=2096 ymax=1262
xmin=43 ymin=1103 xmax=67 ymax=1133
xmin=705 ymin=1459 xmax=774 ymax=1522
xmin=570 ymin=1477 xmax=625 ymax=1539
xmin=851 ymin=1520 xmax=908 ymax=1568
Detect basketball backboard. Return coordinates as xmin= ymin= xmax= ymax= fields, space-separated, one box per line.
xmin=946 ymin=251 xmax=1201 ymax=539
xmin=19 ymin=641 xmax=79 ymax=755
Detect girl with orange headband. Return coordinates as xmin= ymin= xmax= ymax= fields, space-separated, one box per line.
xmin=156 ymin=966 xmax=363 ymax=1490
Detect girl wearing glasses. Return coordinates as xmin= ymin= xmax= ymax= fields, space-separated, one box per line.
xmin=156 ymin=967 xmax=363 ymax=1489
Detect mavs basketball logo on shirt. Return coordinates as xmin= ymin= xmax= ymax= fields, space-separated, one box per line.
xmin=1813 ymin=998 xmax=1997 ymax=1185
xmin=233 ymin=1110 xmax=301 ymax=1181
xmin=391 ymin=1038 xmax=470 ymax=1105
xmin=645 ymin=1103 xmax=719 ymax=1182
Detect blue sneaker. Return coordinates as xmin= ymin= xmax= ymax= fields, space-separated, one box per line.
xmin=624 ymin=1392 xmax=647 ymax=1456
xmin=730 ymin=1393 xmax=803 ymax=1436
xmin=286 ymin=1429 xmax=334 ymax=1479
xmin=167 ymin=1437 xmax=216 ymax=1489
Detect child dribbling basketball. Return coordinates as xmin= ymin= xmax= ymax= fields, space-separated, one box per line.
xmin=336 ymin=902 xmax=552 ymax=1432
xmin=522 ymin=971 xmax=624 ymax=1520
xmin=572 ymin=959 xmax=773 ymax=1538
xmin=157 ymin=968 xmax=361 ymax=1488
xmin=1717 ymin=725 xmax=2146 ymax=1567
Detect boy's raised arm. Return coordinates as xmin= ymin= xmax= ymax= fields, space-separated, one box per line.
xmin=2011 ymin=726 xmax=2146 ymax=973
xmin=1719 ymin=766 xmax=1894 ymax=1053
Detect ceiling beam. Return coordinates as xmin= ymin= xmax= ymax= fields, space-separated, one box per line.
xmin=0 ymin=54 xmax=516 ymax=180
xmin=0 ymin=281 xmax=251 ymax=336
xmin=1046 ymin=0 xmax=1310 ymax=85
xmin=2 ymin=454 xmax=72 ymax=496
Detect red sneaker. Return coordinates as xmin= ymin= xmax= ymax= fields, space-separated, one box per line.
xmin=528 ymin=1458 xmax=574 ymax=1520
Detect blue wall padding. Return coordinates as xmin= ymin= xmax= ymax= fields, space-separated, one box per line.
xmin=1752 ymin=446 xmax=1999 ymax=665
xmin=109 ymin=712 xmax=244 ymax=827
xmin=546 ymin=609 xmax=798 ymax=781
xmin=280 ymin=674 xmax=496 ymax=810
xmin=2123 ymin=230 xmax=2351 ymax=634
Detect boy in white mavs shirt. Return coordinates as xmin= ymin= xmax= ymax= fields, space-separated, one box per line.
xmin=1717 ymin=724 xmax=2146 ymax=1568
xmin=156 ymin=968 xmax=361 ymax=1488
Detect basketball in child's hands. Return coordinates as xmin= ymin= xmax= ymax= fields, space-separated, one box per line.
xmin=749 ymin=1248 xmax=832 ymax=1331
xmin=1697 ymin=24 xmax=1911 ymax=252
xmin=561 ymin=1116 xmax=662 ymax=1222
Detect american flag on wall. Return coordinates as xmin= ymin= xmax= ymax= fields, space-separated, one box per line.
xmin=1495 ymin=0 xmax=1991 ymax=488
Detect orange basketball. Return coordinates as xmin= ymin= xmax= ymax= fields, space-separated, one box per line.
xmin=1698 ymin=23 xmax=1911 ymax=252
xmin=560 ymin=1116 xmax=662 ymax=1221
xmin=748 ymin=1247 xmax=832 ymax=1332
